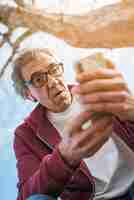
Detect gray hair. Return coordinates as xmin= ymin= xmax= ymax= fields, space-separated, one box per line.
xmin=11 ymin=48 xmax=55 ymax=99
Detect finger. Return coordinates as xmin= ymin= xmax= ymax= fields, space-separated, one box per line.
xmin=72 ymin=78 xmax=128 ymax=95
xmin=90 ymin=115 xmax=113 ymax=132
xmin=65 ymin=111 xmax=92 ymax=134
xmin=75 ymin=68 xmax=122 ymax=83
xmin=85 ymin=102 xmax=130 ymax=114
xmin=77 ymin=116 xmax=112 ymax=146
xmin=86 ymin=135 xmax=110 ymax=157
xmin=79 ymin=91 xmax=129 ymax=104
xmin=87 ymin=122 xmax=112 ymax=155
xmin=80 ymin=123 xmax=113 ymax=157
xmin=86 ymin=137 xmax=109 ymax=157
xmin=75 ymin=62 xmax=83 ymax=74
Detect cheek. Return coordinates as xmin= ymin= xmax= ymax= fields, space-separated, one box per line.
xmin=30 ymin=86 xmax=49 ymax=101
xmin=38 ymin=87 xmax=49 ymax=101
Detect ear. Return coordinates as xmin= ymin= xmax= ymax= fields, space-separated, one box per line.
xmin=23 ymin=88 xmax=37 ymax=102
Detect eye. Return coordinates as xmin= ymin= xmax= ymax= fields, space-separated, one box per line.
xmin=35 ymin=76 xmax=43 ymax=83
xmin=49 ymin=67 xmax=58 ymax=74
xmin=32 ymin=72 xmax=47 ymax=87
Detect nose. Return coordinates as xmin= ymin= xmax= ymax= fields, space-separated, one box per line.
xmin=47 ymin=74 xmax=59 ymax=88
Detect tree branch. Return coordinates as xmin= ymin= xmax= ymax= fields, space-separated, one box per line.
xmin=15 ymin=0 xmax=37 ymax=9
xmin=0 ymin=1 xmax=134 ymax=48
xmin=0 ymin=31 xmax=13 ymax=48
xmin=15 ymin=0 xmax=25 ymax=8
xmin=122 ymin=0 xmax=133 ymax=5
xmin=0 ymin=33 xmax=6 ymax=48
xmin=0 ymin=47 xmax=17 ymax=78
xmin=13 ymin=29 xmax=33 ymax=47
xmin=0 ymin=29 xmax=34 ymax=78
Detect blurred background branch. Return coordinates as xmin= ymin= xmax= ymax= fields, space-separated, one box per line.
xmin=0 ymin=0 xmax=134 ymax=77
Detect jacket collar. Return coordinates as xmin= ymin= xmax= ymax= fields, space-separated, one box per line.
xmin=25 ymin=103 xmax=61 ymax=148
xmin=25 ymin=85 xmax=74 ymax=148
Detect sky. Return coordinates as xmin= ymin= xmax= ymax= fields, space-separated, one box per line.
xmin=0 ymin=0 xmax=134 ymax=199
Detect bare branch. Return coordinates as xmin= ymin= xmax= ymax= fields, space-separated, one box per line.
xmin=15 ymin=0 xmax=25 ymax=8
xmin=15 ymin=0 xmax=36 ymax=9
xmin=0 ymin=29 xmax=34 ymax=78
xmin=122 ymin=0 xmax=133 ymax=5
xmin=13 ymin=29 xmax=33 ymax=48
xmin=32 ymin=0 xmax=36 ymax=8
xmin=0 ymin=31 xmax=12 ymax=48
xmin=0 ymin=1 xmax=134 ymax=48
xmin=0 ymin=33 xmax=5 ymax=48
xmin=0 ymin=47 xmax=17 ymax=78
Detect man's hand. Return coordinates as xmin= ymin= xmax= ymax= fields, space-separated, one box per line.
xmin=58 ymin=111 xmax=112 ymax=168
xmin=72 ymin=67 xmax=134 ymax=122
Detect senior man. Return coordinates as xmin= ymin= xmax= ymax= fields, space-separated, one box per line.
xmin=12 ymin=48 xmax=134 ymax=200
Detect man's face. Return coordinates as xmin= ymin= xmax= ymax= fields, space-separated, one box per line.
xmin=21 ymin=54 xmax=72 ymax=113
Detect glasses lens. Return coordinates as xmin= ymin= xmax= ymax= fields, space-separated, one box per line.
xmin=58 ymin=63 xmax=64 ymax=74
xmin=28 ymin=63 xmax=63 ymax=88
xmin=31 ymin=71 xmax=47 ymax=88
xmin=49 ymin=63 xmax=64 ymax=76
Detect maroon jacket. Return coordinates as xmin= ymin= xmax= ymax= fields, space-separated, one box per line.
xmin=14 ymin=104 xmax=134 ymax=200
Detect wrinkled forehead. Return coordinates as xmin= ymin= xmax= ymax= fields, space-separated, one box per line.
xmin=21 ymin=53 xmax=57 ymax=81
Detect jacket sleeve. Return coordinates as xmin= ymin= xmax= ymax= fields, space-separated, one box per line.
xmin=14 ymin=128 xmax=76 ymax=200
xmin=114 ymin=117 xmax=134 ymax=151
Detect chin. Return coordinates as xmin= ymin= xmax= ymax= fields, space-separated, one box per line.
xmin=60 ymin=100 xmax=71 ymax=112
xmin=54 ymin=101 xmax=71 ymax=113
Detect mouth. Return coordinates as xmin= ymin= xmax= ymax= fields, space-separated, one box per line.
xmin=55 ymin=90 xmax=64 ymax=97
xmin=56 ymin=90 xmax=62 ymax=95
xmin=54 ymin=88 xmax=70 ymax=100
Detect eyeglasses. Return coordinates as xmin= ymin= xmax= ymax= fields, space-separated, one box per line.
xmin=24 ymin=62 xmax=64 ymax=88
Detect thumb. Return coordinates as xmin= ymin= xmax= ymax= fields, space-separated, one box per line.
xmin=65 ymin=111 xmax=92 ymax=134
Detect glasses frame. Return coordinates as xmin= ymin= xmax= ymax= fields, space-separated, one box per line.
xmin=23 ymin=62 xmax=64 ymax=88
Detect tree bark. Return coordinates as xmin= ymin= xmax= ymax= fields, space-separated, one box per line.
xmin=0 ymin=1 xmax=134 ymax=48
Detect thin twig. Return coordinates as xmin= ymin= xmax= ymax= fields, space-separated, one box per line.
xmin=0 ymin=31 xmax=13 ymax=48
xmin=0 ymin=29 xmax=34 ymax=78
xmin=0 ymin=47 xmax=17 ymax=78
xmin=15 ymin=0 xmax=25 ymax=7
xmin=32 ymin=0 xmax=36 ymax=5
xmin=13 ymin=29 xmax=33 ymax=48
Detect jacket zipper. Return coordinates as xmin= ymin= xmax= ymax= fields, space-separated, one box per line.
xmin=37 ymin=133 xmax=54 ymax=152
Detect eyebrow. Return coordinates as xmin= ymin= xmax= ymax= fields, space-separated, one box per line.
xmin=47 ymin=62 xmax=59 ymax=69
xmin=30 ymin=62 xmax=61 ymax=77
